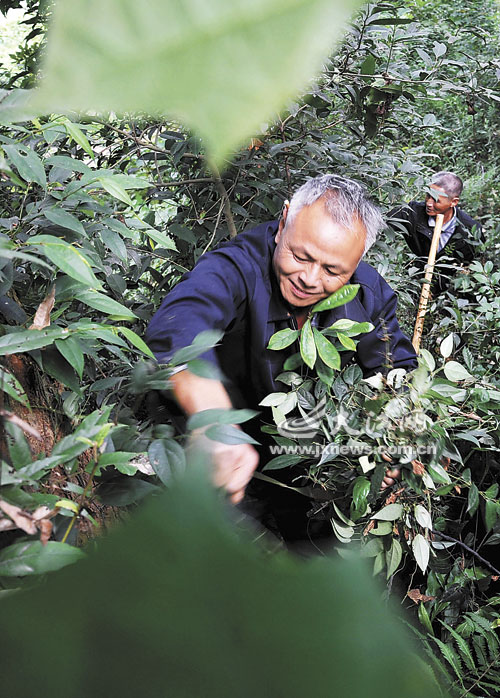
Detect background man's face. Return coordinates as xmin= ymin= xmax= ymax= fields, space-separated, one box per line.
xmin=425 ymin=184 xmax=458 ymax=218
xmin=272 ymin=198 xmax=366 ymax=308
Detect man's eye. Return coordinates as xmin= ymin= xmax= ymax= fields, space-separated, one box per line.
xmin=293 ymin=253 xmax=307 ymax=262
xmin=325 ymin=269 xmax=337 ymax=277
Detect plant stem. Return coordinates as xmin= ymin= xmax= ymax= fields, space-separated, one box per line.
xmin=61 ymin=444 xmax=99 ymax=544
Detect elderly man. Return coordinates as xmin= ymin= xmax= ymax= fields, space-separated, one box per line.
xmin=146 ymin=175 xmax=416 ymax=522
xmin=389 ymin=171 xmax=482 ymax=293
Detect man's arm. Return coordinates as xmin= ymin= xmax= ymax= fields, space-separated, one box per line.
xmin=146 ymin=249 xmax=261 ymax=504
xmin=170 ymin=370 xmax=259 ymax=504
xmin=387 ymin=202 xmax=427 ymax=257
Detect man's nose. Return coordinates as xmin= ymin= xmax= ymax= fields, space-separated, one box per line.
xmin=298 ymin=264 xmax=321 ymax=288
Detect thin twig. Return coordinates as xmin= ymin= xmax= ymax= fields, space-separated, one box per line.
xmin=153 ymin=177 xmax=217 ymax=187
xmin=211 ymin=162 xmax=237 ymax=238
xmin=434 ymin=532 xmax=500 ymax=576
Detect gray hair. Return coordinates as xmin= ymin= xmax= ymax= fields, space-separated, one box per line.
xmin=431 ymin=171 xmax=463 ymax=199
xmin=285 ymin=174 xmax=383 ymax=254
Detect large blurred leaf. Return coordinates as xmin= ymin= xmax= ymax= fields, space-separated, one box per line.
xmin=36 ymin=0 xmax=362 ymax=163
xmin=0 ymin=464 xmax=442 ymax=698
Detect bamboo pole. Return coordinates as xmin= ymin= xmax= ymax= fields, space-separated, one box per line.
xmin=412 ymin=213 xmax=445 ymax=354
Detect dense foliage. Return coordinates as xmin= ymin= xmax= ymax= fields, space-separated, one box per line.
xmin=0 ymin=1 xmax=499 ymax=695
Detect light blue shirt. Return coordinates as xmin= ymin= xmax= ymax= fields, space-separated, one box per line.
xmin=427 ymin=210 xmax=457 ymax=253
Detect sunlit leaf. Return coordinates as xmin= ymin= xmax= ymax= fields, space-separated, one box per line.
xmin=439 ymin=333 xmax=454 ymax=359
xmin=3 ymin=144 xmax=46 ymax=189
xmin=312 ymin=284 xmax=359 ymax=313
xmin=412 ymin=534 xmax=430 ymax=573
xmin=268 ymin=328 xmax=299 ymax=351
xmin=300 ymin=319 xmax=316 ymax=369
xmin=99 ymin=178 xmax=134 ymax=207
xmin=443 ymin=361 xmax=473 ymax=382
xmin=371 ymin=503 xmax=402 ymax=521
xmin=75 ymin=290 xmax=137 ymax=319
xmin=313 ymin=328 xmax=340 ymax=370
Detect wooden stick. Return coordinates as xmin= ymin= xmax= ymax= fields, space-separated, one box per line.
xmin=412 ymin=213 xmax=445 ymax=353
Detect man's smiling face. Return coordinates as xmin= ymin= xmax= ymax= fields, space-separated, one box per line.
xmin=425 ymin=184 xmax=458 ymax=221
xmin=272 ymin=198 xmax=366 ymax=308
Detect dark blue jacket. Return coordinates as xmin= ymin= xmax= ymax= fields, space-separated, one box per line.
xmin=146 ymin=221 xmax=417 ymax=410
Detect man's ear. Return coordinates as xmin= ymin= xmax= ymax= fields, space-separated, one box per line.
xmin=451 ymin=196 xmax=460 ymax=208
xmin=276 ymin=200 xmax=290 ymax=240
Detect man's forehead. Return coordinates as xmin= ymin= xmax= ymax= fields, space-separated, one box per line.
xmin=426 ymin=184 xmax=449 ymax=199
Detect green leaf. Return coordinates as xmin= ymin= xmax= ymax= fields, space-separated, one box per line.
xmin=386 ymin=538 xmax=402 ymax=579
xmin=371 ymin=522 xmax=393 ymax=536
xmin=439 ymin=333 xmax=454 ymax=359
xmin=0 ymin=463 xmax=443 ymax=698
xmin=300 ymin=319 xmax=316 ymax=369
xmin=148 ymin=439 xmax=186 ymax=486
xmin=75 ymin=290 xmax=137 ymax=319
xmin=315 ymin=357 xmax=334 ymax=387
xmin=352 ymin=476 xmax=370 ymax=514
xmin=0 ymin=327 xmax=70 ymax=356
xmin=35 ymin=0 xmax=363 ymax=164
xmin=418 ymin=602 xmax=434 ymax=636
xmin=0 ymin=366 xmax=30 ymax=406
xmin=41 ymin=345 xmax=82 ymax=393
xmin=62 ymin=120 xmax=94 ymax=157
xmin=204 ymin=424 xmax=259 ymax=446
xmin=26 ymin=235 xmax=102 ymax=289
xmin=412 ymin=534 xmax=430 ymax=573
xmin=336 ymin=332 xmax=356 ymax=351
xmin=99 ymin=451 xmax=138 ymax=476
xmin=44 ymin=207 xmax=86 ymax=237
xmin=46 ymin=155 xmax=91 ymax=174
xmin=371 ymin=503 xmax=402 ymax=521
xmin=267 ymin=328 xmax=299 ymax=351
xmin=98 ymin=178 xmax=134 ymax=206
xmin=485 ymin=500 xmax=499 ymax=533
xmin=259 ymin=392 xmax=289 ymax=408
xmin=427 ymin=463 xmax=452 ymax=485
xmin=187 ymin=408 xmax=258 ymax=431
xmin=117 ymin=327 xmax=155 ymax=359
xmin=143 ymin=228 xmax=178 ymax=251
xmin=262 ymin=454 xmax=305 ymax=471
xmin=0 ymin=541 xmax=84 ymax=577
xmin=443 ymin=361 xmax=474 ymax=382
xmin=419 ymin=348 xmax=435 ymax=372
xmin=170 ymin=330 xmax=223 ymax=365
xmin=325 ymin=319 xmax=373 ymax=336
xmin=313 ymin=328 xmax=340 ymax=370
xmin=3 ymin=144 xmax=46 ymax=189
xmin=414 ymin=504 xmax=432 ymax=530
xmin=55 ymin=336 xmax=85 ymax=380
xmin=100 ymin=229 xmax=128 ymax=262
xmin=467 ymin=483 xmax=479 ymax=516
xmin=311 ymin=284 xmax=359 ymax=313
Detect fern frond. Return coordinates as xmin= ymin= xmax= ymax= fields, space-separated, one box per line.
xmin=432 ymin=636 xmax=464 ymax=684
xmin=440 ymin=620 xmax=476 ymax=673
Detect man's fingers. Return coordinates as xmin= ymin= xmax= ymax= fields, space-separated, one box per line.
xmin=381 ymin=467 xmax=401 ymax=489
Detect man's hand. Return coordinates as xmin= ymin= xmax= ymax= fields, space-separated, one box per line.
xmin=381 ymin=468 xmax=400 ymax=490
xmin=190 ymin=428 xmax=259 ymax=504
